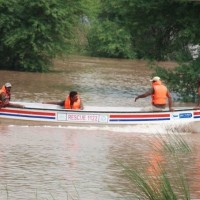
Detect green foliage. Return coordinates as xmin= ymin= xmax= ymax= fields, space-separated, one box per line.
xmin=87 ymin=20 xmax=136 ymax=58
xmin=121 ymin=158 xmax=190 ymax=200
xmin=118 ymin=134 xmax=191 ymax=200
xmin=87 ymin=0 xmax=200 ymax=60
xmin=1 ymin=0 xmax=200 ymax=71
xmin=152 ymin=59 xmax=200 ymax=102
xmin=70 ymin=0 xmax=101 ymax=55
xmin=155 ymin=134 xmax=191 ymax=154
xmin=82 ymin=0 xmax=100 ymax=21
xmin=0 ymin=0 xmax=84 ymax=72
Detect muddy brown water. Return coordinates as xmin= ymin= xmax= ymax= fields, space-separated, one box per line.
xmin=0 ymin=56 xmax=199 ymax=200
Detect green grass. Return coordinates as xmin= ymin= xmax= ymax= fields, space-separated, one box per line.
xmin=118 ymin=133 xmax=192 ymax=200
xmin=154 ymin=133 xmax=191 ymax=154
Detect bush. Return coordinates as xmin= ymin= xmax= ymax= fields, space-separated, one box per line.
xmin=152 ymin=59 xmax=200 ymax=102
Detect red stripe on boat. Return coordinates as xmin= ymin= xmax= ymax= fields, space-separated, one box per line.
xmin=194 ymin=111 xmax=200 ymax=115
xmin=110 ymin=114 xmax=170 ymax=118
xmin=0 ymin=108 xmax=55 ymax=116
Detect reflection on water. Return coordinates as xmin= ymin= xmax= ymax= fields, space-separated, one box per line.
xmin=0 ymin=125 xmax=199 ymax=199
xmin=0 ymin=56 xmax=199 ymax=199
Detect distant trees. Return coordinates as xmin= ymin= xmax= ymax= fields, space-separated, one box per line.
xmin=0 ymin=0 xmax=84 ymax=72
xmin=1 ymin=0 xmax=200 ymax=81
xmin=87 ymin=0 xmax=200 ymax=61
xmin=87 ymin=20 xmax=135 ymax=58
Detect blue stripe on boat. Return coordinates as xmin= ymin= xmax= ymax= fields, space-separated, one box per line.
xmin=194 ymin=116 xmax=200 ymax=118
xmin=0 ymin=113 xmax=55 ymax=120
xmin=110 ymin=118 xmax=170 ymax=122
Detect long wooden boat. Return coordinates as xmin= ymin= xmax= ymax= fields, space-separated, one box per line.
xmin=0 ymin=102 xmax=199 ymax=128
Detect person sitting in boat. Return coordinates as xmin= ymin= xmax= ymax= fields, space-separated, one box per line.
xmin=0 ymin=83 xmax=24 ymax=108
xmin=134 ymin=76 xmax=174 ymax=112
xmin=44 ymin=91 xmax=83 ymax=110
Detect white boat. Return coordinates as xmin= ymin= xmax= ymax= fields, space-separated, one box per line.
xmin=0 ymin=102 xmax=199 ymax=128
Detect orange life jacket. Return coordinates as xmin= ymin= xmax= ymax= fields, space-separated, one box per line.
xmin=64 ymin=95 xmax=81 ymax=109
xmin=0 ymin=86 xmax=11 ymax=106
xmin=151 ymin=81 xmax=168 ymax=105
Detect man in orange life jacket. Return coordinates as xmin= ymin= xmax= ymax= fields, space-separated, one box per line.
xmin=0 ymin=83 xmax=24 ymax=108
xmin=135 ymin=76 xmax=174 ymax=111
xmin=44 ymin=91 xmax=83 ymax=110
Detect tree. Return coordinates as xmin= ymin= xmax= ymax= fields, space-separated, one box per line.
xmin=86 ymin=0 xmax=137 ymax=58
xmin=87 ymin=0 xmax=200 ymax=60
xmin=87 ymin=20 xmax=135 ymax=58
xmin=0 ymin=0 xmax=84 ymax=72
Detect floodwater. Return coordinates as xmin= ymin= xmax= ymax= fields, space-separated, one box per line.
xmin=0 ymin=56 xmax=200 ymax=200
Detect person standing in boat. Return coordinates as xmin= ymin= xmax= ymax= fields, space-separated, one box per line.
xmin=44 ymin=91 xmax=83 ymax=110
xmin=0 ymin=83 xmax=24 ymax=108
xmin=134 ymin=76 xmax=174 ymax=111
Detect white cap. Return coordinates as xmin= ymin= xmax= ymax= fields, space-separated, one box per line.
xmin=150 ymin=76 xmax=160 ymax=82
xmin=5 ymin=82 xmax=12 ymax=88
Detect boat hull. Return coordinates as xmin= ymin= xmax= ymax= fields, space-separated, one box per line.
xmin=0 ymin=102 xmax=199 ymax=126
